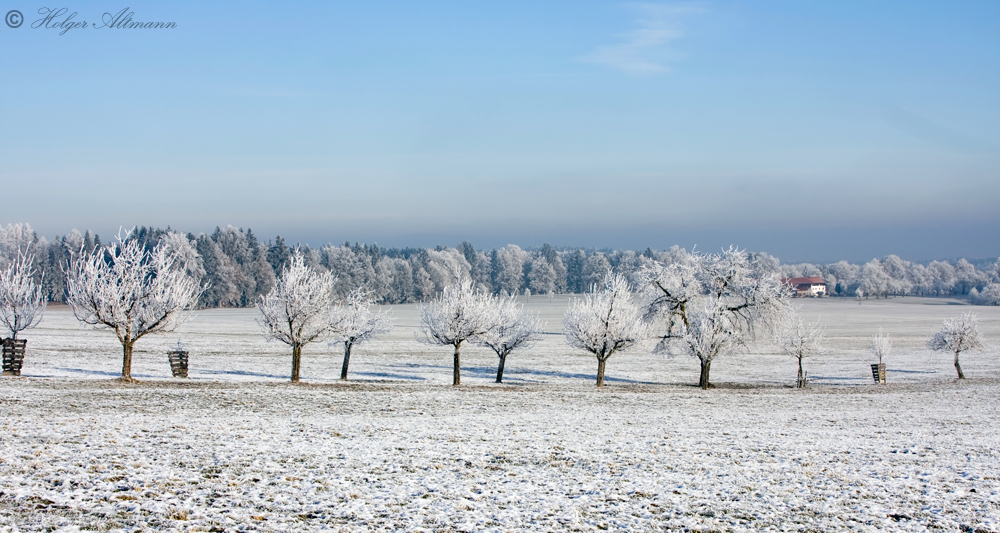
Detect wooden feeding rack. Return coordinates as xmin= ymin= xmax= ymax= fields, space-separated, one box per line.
xmin=2 ymin=338 xmax=27 ymax=376
xmin=167 ymin=349 xmax=189 ymax=378
xmin=870 ymin=363 xmax=886 ymax=384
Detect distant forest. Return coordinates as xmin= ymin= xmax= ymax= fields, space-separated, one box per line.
xmin=2 ymin=223 xmax=998 ymax=307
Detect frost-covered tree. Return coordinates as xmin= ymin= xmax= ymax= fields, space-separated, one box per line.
xmin=469 ymin=249 xmax=494 ymax=293
xmin=582 ymin=252 xmax=612 ymax=290
xmin=870 ymin=328 xmax=891 ymax=365
xmin=478 ymin=294 xmax=540 ymax=383
xmin=971 ymin=283 xmax=1000 ymax=306
xmin=861 ymin=259 xmax=890 ymax=299
xmin=323 ymin=245 xmax=375 ymax=297
xmin=908 ymin=263 xmax=931 ymax=296
xmin=563 ymin=272 xmax=645 ymax=387
xmin=674 ymin=301 xmax=747 ymax=388
xmin=425 ymin=248 xmax=472 ymax=292
xmin=328 ymin=288 xmax=393 ymax=380
xmin=0 ymin=223 xmax=38 ymax=270
xmin=256 ymin=251 xmax=337 ymax=382
xmin=417 ymin=280 xmax=491 ymax=385
xmin=881 ymin=255 xmax=913 ymax=296
xmin=67 ymin=231 xmax=203 ymax=381
xmin=780 ymin=262 xmax=821 ymax=279
xmin=638 ymin=247 xmax=790 ymax=389
xmin=775 ymin=311 xmax=824 ymax=388
xmin=412 ymin=265 xmax=436 ymax=301
xmin=159 ymin=231 xmax=206 ymax=284
xmin=954 ymin=259 xmax=981 ymax=295
xmin=196 ymin=235 xmax=236 ymax=307
xmin=614 ymin=250 xmax=656 ymax=282
xmin=376 ymin=257 xmax=414 ymax=304
xmin=539 ymin=243 xmax=568 ymax=293
xmin=527 ymin=256 xmax=557 ymax=295
xmin=927 ymin=312 xmax=984 ymax=379
xmin=926 ymin=261 xmax=956 ymax=296
xmin=648 ymin=245 xmax=692 ymax=267
xmin=299 ymin=244 xmax=325 ymax=272
xmin=826 ymin=260 xmax=860 ymax=296
xmin=211 ymin=226 xmax=275 ymax=307
xmin=492 ymin=245 xmax=528 ymax=295
xmin=0 ymin=250 xmax=46 ymax=340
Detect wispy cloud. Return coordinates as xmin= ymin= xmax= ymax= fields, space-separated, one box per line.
xmin=583 ymin=3 xmax=703 ymax=74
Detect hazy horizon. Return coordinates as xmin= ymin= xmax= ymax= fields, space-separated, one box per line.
xmin=10 ymin=220 xmax=996 ymax=266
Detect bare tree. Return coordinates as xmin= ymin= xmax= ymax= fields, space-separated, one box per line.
xmin=478 ymin=294 xmax=540 ymax=383
xmin=563 ymin=272 xmax=645 ymax=387
xmin=66 ymin=231 xmax=202 ymax=381
xmin=0 ymin=250 xmax=46 ymax=340
xmin=638 ymin=247 xmax=790 ymax=389
xmin=328 ymin=288 xmax=393 ymax=380
xmin=928 ymin=312 xmax=984 ymax=379
xmin=417 ymin=280 xmax=491 ymax=385
xmin=257 ymin=251 xmax=337 ymax=382
xmin=776 ymin=311 xmax=824 ymax=388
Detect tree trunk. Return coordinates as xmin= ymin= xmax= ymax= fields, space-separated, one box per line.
xmin=291 ymin=344 xmax=302 ymax=382
xmin=797 ymin=357 xmax=804 ymax=388
xmin=121 ymin=341 xmax=134 ymax=381
xmin=596 ymin=358 xmax=606 ymax=387
xmin=496 ymin=353 xmax=506 ymax=383
xmin=698 ymin=358 xmax=712 ymax=389
xmin=453 ymin=341 xmax=462 ymax=386
xmin=955 ymin=351 xmax=965 ymax=380
xmin=340 ymin=342 xmax=352 ymax=381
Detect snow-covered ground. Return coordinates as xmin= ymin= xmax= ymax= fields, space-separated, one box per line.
xmin=2 ymin=297 xmax=999 ymax=531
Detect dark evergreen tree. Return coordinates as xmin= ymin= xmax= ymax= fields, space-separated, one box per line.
xmin=83 ymin=231 xmax=99 ymax=254
xmin=41 ymin=237 xmax=71 ymax=302
xmin=457 ymin=241 xmax=476 ymax=266
xmin=267 ymin=236 xmax=292 ymax=275
xmin=564 ymin=249 xmax=586 ymax=293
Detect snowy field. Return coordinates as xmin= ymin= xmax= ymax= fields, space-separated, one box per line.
xmin=2 ymin=297 xmax=999 ymax=531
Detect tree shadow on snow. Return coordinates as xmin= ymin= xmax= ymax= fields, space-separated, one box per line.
xmin=381 ymin=362 xmax=666 ymax=385
xmin=486 ymin=367 xmax=668 ymax=386
xmin=702 ymin=381 xmax=795 ymax=390
xmin=45 ymin=367 xmax=160 ymax=379
xmin=380 ymin=363 xmax=520 ymax=383
xmin=351 ymin=371 xmax=426 ymax=381
xmin=200 ymin=369 xmax=288 ymax=379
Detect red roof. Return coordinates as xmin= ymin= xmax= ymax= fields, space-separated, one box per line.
xmin=781 ymin=277 xmax=826 ymax=286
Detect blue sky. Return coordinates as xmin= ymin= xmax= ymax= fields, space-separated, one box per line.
xmin=1 ymin=1 xmax=997 ymax=262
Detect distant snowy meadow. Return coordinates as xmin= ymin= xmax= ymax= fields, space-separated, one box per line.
xmin=2 ymin=298 xmax=999 ymax=531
